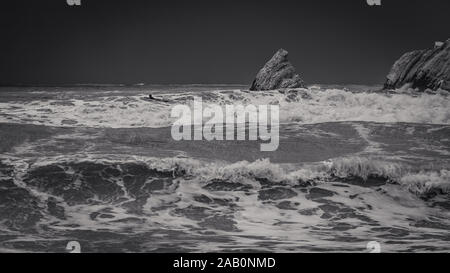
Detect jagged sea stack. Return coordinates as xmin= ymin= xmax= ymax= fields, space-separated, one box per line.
xmin=250 ymin=49 xmax=306 ymax=91
xmin=384 ymin=38 xmax=450 ymax=91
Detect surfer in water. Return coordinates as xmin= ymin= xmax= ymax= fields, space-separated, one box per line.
xmin=145 ymin=93 xmax=170 ymax=103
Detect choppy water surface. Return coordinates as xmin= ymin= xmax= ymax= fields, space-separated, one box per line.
xmin=0 ymin=85 xmax=449 ymax=252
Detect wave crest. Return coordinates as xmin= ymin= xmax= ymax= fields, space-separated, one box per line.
xmin=5 ymin=154 xmax=449 ymax=197
xmin=0 ymin=87 xmax=449 ymax=127
xmin=400 ymin=170 xmax=450 ymax=195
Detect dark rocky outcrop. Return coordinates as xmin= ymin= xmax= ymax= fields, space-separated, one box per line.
xmin=384 ymin=39 xmax=450 ymax=91
xmin=250 ymin=49 xmax=306 ymax=91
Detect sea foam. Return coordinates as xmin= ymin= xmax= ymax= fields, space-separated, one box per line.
xmin=5 ymin=154 xmax=448 ymax=197
xmin=0 ymin=87 xmax=449 ymax=128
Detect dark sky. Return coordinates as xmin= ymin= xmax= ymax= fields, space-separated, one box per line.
xmin=0 ymin=0 xmax=449 ymax=85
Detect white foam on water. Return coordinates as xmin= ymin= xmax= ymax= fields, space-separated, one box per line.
xmin=0 ymin=87 xmax=449 ymax=128
xmin=2 ymin=153 xmax=450 ymax=252
xmin=4 ymin=153 xmax=449 ymax=197
xmin=400 ymin=170 xmax=450 ymax=195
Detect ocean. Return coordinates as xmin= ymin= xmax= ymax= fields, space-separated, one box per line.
xmin=0 ymin=84 xmax=449 ymax=252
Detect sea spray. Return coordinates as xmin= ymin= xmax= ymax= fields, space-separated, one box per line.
xmin=1 ymin=87 xmax=449 ymax=128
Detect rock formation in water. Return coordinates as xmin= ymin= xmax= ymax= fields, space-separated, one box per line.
xmin=384 ymin=39 xmax=450 ymax=91
xmin=250 ymin=49 xmax=306 ymax=91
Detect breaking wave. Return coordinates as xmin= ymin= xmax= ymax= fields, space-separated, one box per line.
xmin=0 ymin=87 xmax=449 ymax=128
xmin=2 ymin=155 xmax=449 ymax=198
xmin=2 ymin=154 xmax=450 ymax=252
